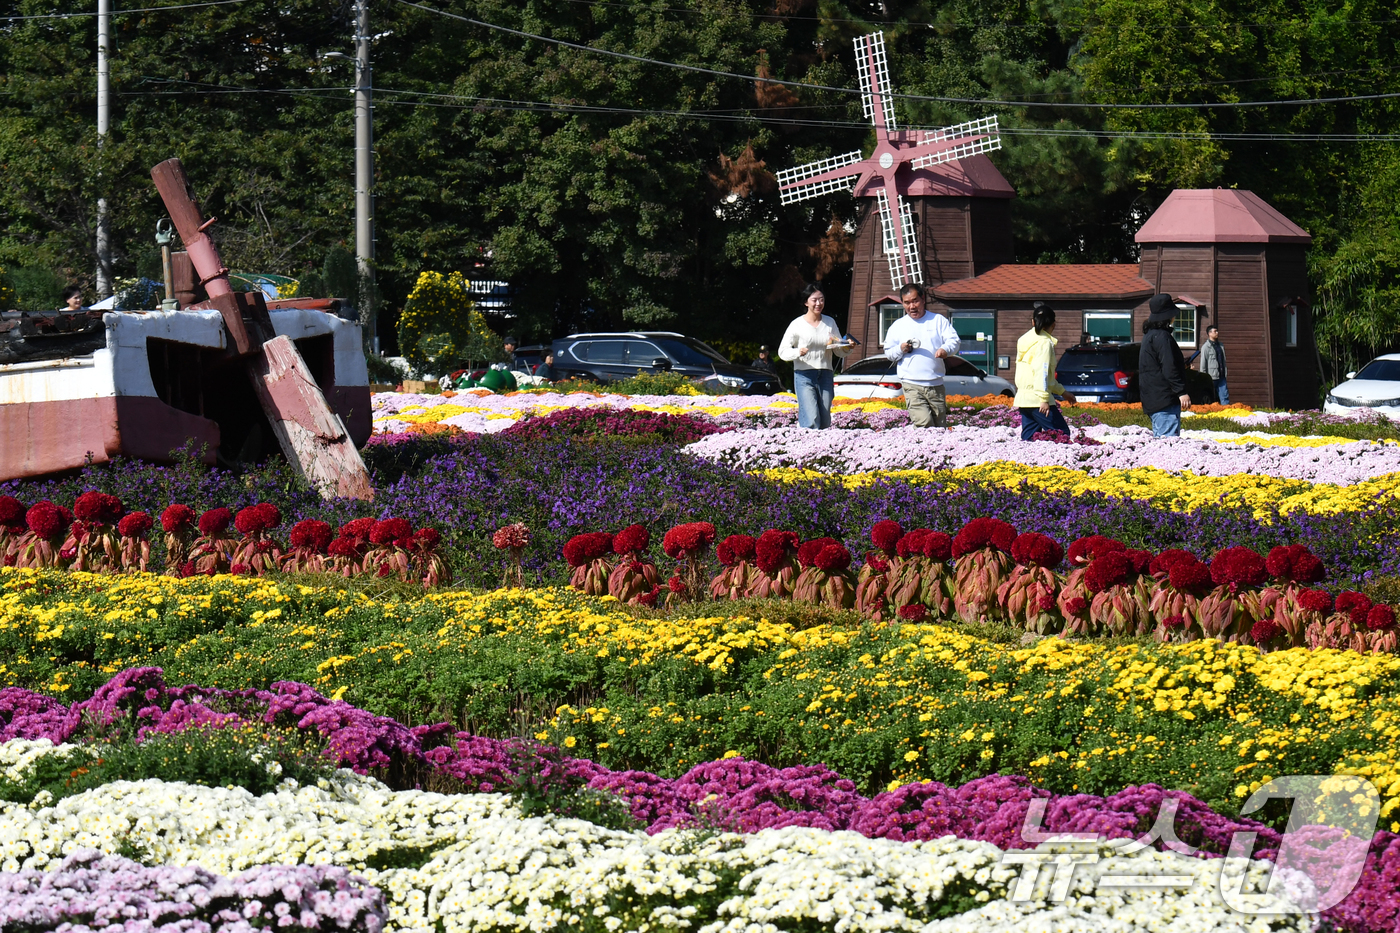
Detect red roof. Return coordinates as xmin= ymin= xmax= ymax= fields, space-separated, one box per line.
xmin=932 ymin=264 xmax=1154 ymax=301
xmin=1135 ymin=189 xmax=1311 ymax=244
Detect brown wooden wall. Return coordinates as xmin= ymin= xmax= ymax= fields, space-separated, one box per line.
xmin=847 ymin=195 xmax=1014 ymax=362
xmin=1140 ymin=242 xmax=1315 ymax=408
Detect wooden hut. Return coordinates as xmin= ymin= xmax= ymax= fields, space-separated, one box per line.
xmin=1135 ymin=190 xmax=1316 ymax=409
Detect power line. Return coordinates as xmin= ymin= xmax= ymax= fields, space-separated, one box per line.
xmin=1 ymin=0 xmax=249 ymax=22
xmin=393 ymin=0 xmax=1400 ymax=110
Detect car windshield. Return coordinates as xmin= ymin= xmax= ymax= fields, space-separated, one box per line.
xmin=1355 ymin=359 xmax=1400 ymax=382
xmin=654 ymin=338 xmax=730 ymax=368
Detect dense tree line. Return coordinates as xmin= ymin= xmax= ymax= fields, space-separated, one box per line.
xmin=0 ymin=0 xmax=1397 ymax=374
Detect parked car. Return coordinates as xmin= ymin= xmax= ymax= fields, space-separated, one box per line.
xmin=550 ymin=332 xmax=783 ymax=394
xmin=1324 ymin=354 xmax=1400 ymax=418
xmin=834 ymin=354 xmax=1015 ymax=399
xmin=1055 ymin=342 xmax=1216 ymax=405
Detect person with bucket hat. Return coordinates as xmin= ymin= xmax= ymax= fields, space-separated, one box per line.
xmin=1139 ymin=293 xmax=1192 ymax=436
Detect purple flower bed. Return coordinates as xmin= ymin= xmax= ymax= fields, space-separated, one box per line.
xmin=4 ymin=435 xmax=1396 ymax=588
xmin=5 ymin=668 xmax=1399 ymax=932
xmin=501 ymin=406 xmax=727 ymax=443
xmin=0 ymin=850 xmax=385 ymax=932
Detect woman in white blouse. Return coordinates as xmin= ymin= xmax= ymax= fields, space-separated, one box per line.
xmin=777 ymin=284 xmax=851 ymax=428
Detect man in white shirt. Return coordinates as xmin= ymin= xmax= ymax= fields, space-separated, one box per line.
xmin=882 ymin=283 xmax=961 ymax=427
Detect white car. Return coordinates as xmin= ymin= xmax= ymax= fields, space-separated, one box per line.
xmin=1324 ymin=354 xmax=1400 ymax=418
xmin=834 ymin=354 xmax=1016 ymax=399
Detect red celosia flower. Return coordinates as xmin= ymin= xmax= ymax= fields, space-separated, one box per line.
xmin=1366 ymin=604 xmax=1396 ymax=631
xmin=73 ymin=491 xmax=124 ymax=525
xmin=612 ymin=524 xmax=650 ymax=556
xmin=289 ymin=519 xmax=334 ymax=552
xmin=814 ymin=543 xmax=852 ymax=573
xmin=1249 ymin=618 xmax=1282 ymax=645
xmin=921 ymin=532 xmax=953 ymax=562
xmin=1336 ymin=591 xmax=1374 ymax=626
xmin=1010 ymin=532 xmax=1063 ymax=569
xmin=413 ymin=527 xmax=441 ymax=551
xmin=1037 ymin=592 xmax=1057 ymax=612
xmin=234 ymin=503 xmax=281 ymax=536
xmin=865 ymin=553 xmax=890 ymax=573
xmin=1067 ymin=535 xmax=1125 ymax=566
xmin=637 ymin=586 xmax=660 ymax=607
xmin=797 ymin=537 xmax=841 ymax=568
xmin=1210 ymin=547 xmax=1268 ymax=589
xmin=1167 ymin=556 xmax=1213 ymax=595
xmin=199 ymin=508 xmax=233 ymax=536
xmin=492 ymin=523 xmax=531 ymax=549
xmin=160 ymin=504 xmax=196 ymax=535
xmin=1084 ymin=551 xmax=1135 ymax=594
xmin=369 ymin=517 xmax=413 ymax=545
xmin=897 ymin=604 xmax=927 ymax=621
xmin=116 ymin=512 xmax=154 ymax=538
xmin=1161 ymin=614 xmax=1187 ymax=630
xmin=339 ymin=517 xmax=377 ymax=541
xmin=327 ymin=537 xmax=362 ymax=559
xmin=562 ymin=532 xmax=613 ymax=567
xmin=0 ymin=495 xmax=26 ymax=528
xmin=1124 ymin=549 xmax=1153 ymax=575
xmin=667 ymin=575 xmax=686 ymax=593
xmin=661 ymin=522 xmax=716 ymax=559
xmin=870 ymin=520 xmax=904 ymax=555
xmin=1063 ymin=596 xmax=1088 ymax=615
xmin=25 ymin=501 xmax=71 ymax=540
xmin=1296 ymin=589 xmax=1334 ymax=614
xmin=230 ymin=562 xmax=251 ymax=575
xmin=950 ymin=518 xmax=1017 ymax=558
xmin=1149 ymin=548 xmax=1196 ymax=576
xmin=1264 ymin=544 xmax=1326 ymax=585
xmin=716 ymin=534 xmax=757 ymax=566
xmin=896 ymin=529 xmax=932 ymax=559
xmin=178 ymin=561 xmax=197 ymax=578
xmin=754 ymin=530 xmax=799 ymax=574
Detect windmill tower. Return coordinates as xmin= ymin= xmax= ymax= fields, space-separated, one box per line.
xmin=777 ymin=32 xmax=1016 ymax=357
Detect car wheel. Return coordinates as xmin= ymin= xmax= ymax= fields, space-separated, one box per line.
xmin=1000 ymin=389 xmax=1014 ymax=398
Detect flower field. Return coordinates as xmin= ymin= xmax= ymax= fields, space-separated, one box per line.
xmin=2 ymin=387 xmax=1399 ymax=931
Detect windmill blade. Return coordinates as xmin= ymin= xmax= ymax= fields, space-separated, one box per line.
xmin=775 ymin=151 xmax=864 ymax=204
xmin=876 ymin=189 xmax=924 ymax=288
xmin=853 ymin=32 xmax=898 ymax=133
xmin=910 ymin=116 xmax=1002 ymax=170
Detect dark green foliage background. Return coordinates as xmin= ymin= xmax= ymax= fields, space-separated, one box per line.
xmin=1 ymin=0 xmax=1398 ymax=364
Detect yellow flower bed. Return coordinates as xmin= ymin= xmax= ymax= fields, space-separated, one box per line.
xmin=756 ymin=462 xmax=1400 ymax=519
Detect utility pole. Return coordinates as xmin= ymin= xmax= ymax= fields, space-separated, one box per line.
xmin=95 ymin=0 xmax=113 ymax=297
xmin=354 ymin=0 xmax=375 ymax=352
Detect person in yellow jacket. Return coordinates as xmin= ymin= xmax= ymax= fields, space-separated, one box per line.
xmin=1013 ymin=302 xmax=1077 ymax=440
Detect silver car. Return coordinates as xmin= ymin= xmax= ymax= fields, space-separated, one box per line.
xmin=1324 ymin=354 xmax=1400 ymax=418
xmin=834 ymin=354 xmax=1016 ymax=399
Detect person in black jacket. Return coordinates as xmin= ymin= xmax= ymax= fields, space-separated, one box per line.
xmin=1139 ymin=293 xmax=1193 ymax=436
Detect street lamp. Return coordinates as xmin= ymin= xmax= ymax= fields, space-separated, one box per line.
xmin=321 ymin=0 xmax=375 ymax=351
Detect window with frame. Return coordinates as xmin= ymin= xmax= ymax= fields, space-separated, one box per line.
xmin=877 ymin=303 xmax=903 ymax=345
xmin=1285 ymin=306 xmax=1299 ymax=347
xmin=1083 ymin=312 xmax=1133 ymax=344
xmin=1173 ymin=303 xmax=1198 ymax=347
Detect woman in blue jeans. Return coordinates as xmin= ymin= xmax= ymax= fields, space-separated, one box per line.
xmin=777 ymin=284 xmax=851 ymax=428
xmin=1013 ymin=302 xmax=1077 ymax=439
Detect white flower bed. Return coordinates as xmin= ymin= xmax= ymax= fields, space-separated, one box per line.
xmin=0 ymin=754 xmax=1313 ymax=933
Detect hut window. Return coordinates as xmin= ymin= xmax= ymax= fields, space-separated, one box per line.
xmin=877 ymin=302 xmax=903 ymax=344
xmin=1172 ymin=303 xmax=1198 ymax=347
xmin=1285 ymin=305 xmax=1299 ymax=347
xmin=1083 ymin=312 xmax=1132 ymax=344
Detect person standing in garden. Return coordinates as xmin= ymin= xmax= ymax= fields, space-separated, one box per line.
xmin=778 ymin=284 xmax=850 ymax=428
xmin=1013 ymin=302 xmax=1077 ymax=440
xmin=881 ymin=283 xmax=961 ymax=428
xmin=1140 ymin=293 xmax=1192 ymax=436
xmin=1197 ymin=325 xmax=1229 ymax=405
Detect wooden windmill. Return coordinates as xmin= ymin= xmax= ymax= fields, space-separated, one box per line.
xmin=777 ymin=32 xmax=1003 ymax=290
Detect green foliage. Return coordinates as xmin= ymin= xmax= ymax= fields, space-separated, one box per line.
xmin=5 ymin=266 xmax=68 ymax=311
xmin=508 ymin=743 xmax=641 ymax=831
xmin=397 ymin=270 xmax=503 ymax=371
xmin=0 ymin=723 xmax=335 ymax=806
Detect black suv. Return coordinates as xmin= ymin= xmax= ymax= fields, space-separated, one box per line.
xmin=551 ymin=332 xmax=783 ymax=394
xmin=1055 ymin=342 xmax=1216 ymax=405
